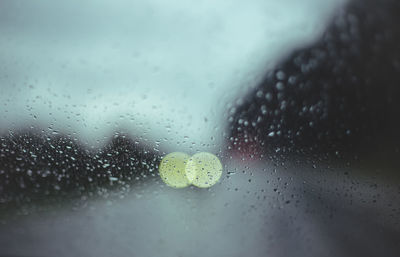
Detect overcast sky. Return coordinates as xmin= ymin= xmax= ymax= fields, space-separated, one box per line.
xmin=0 ymin=0 xmax=347 ymax=153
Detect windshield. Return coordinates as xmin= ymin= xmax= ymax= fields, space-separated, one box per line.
xmin=0 ymin=0 xmax=399 ymax=256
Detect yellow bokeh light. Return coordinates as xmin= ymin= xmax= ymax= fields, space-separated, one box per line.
xmin=186 ymin=152 xmax=223 ymax=188
xmin=159 ymin=152 xmax=191 ymax=188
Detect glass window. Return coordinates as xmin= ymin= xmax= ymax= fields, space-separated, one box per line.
xmin=0 ymin=0 xmax=399 ymax=256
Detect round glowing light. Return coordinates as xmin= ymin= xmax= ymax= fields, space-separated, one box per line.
xmin=186 ymin=152 xmax=223 ymax=188
xmin=159 ymin=152 xmax=191 ymax=188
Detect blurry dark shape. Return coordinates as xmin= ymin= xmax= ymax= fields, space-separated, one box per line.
xmin=0 ymin=131 xmax=160 ymax=217
xmin=229 ymin=0 xmax=400 ymax=157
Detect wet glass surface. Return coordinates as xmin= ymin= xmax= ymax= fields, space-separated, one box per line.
xmin=0 ymin=0 xmax=399 ymax=256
